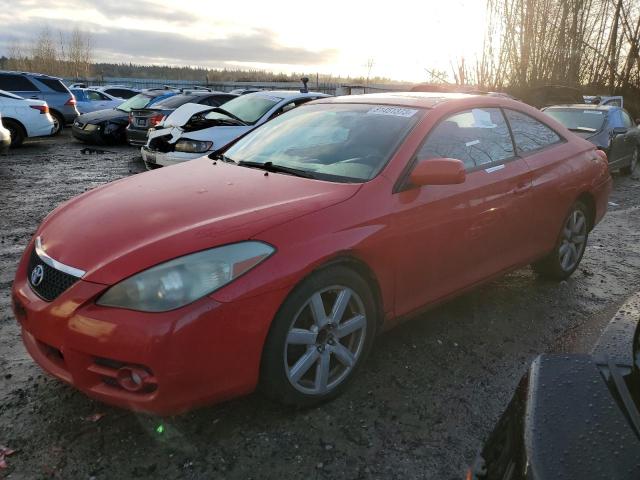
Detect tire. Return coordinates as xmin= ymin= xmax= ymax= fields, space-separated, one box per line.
xmin=50 ymin=111 xmax=64 ymax=135
xmin=260 ymin=265 xmax=377 ymax=407
xmin=532 ymin=201 xmax=590 ymax=280
xmin=620 ymin=148 xmax=638 ymax=176
xmin=4 ymin=119 xmax=25 ymax=147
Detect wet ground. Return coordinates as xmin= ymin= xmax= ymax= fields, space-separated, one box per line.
xmin=0 ymin=131 xmax=639 ymax=479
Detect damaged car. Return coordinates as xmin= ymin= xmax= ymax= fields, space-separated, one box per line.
xmin=12 ymin=93 xmax=612 ymax=415
xmin=126 ymin=90 xmax=237 ymax=146
xmin=467 ymin=293 xmax=640 ymax=480
xmin=72 ymin=89 xmax=178 ymax=145
xmin=141 ymin=90 xmax=327 ymax=168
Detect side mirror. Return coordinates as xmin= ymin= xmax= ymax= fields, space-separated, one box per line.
xmin=612 ymin=127 xmax=628 ymax=136
xmin=409 ymin=158 xmax=466 ymax=186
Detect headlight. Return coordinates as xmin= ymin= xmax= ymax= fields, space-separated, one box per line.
xmin=175 ymin=139 xmax=213 ymax=153
xmin=96 ymin=241 xmax=274 ymax=312
xmin=84 ymin=123 xmax=99 ymax=132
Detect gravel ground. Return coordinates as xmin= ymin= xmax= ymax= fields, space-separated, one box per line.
xmin=1 ymin=131 xmax=639 ymax=479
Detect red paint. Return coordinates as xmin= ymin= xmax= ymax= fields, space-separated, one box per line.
xmin=12 ymin=94 xmax=612 ymax=414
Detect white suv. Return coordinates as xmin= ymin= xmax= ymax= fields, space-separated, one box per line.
xmin=0 ymin=89 xmax=55 ymax=147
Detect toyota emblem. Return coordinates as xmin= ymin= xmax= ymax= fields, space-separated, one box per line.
xmin=31 ymin=264 xmax=45 ymax=286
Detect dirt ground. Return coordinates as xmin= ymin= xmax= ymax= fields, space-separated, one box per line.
xmin=1 ymin=131 xmax=639 ymax=480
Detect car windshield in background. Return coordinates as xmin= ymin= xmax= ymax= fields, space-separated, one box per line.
xmin=224 ymin=103 xmax=423 ymax=182
xmin=152 ymin=95 xmax=198 ymax=109
xmin=116 ymin=94 xmax=154 ymax=112
xmin=545 ymin=108 xmax=606 ymax=132
xmin=205 ymin=94 xmax=281 ymax=124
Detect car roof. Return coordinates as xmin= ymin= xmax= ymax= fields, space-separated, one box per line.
xmin=0 ymin=70 xmax=62 ymax=80
xmin=315 ymin=91 xmax=478 ymax=108
xmin=545 ymin=104 xmax=618 ymax=111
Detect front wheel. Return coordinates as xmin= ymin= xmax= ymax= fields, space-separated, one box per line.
xmin=261 ymin=266 xmax=377 ymax=407
xmin=620 ymin=148 xmax=638 ymax=176
xmin=533 ymin=201 xmax=589 ymax=280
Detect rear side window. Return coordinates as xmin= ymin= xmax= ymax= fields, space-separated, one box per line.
xmin=505 ymin=110 xmax=562 ymax=154
xmin=86 ymin=90 xmax=109 ymax=101
xmin=418 ymin=108 xmax=514 ymax=170
xmin=37 ymin=78 xmax=69 ymax=93
xmin=0 ymin=74 xmax=38 ymax=91
xmin=71 ymin=89 xmax=86 ymax=101
xmin=105 ymin=88 xmax=137 ymax=99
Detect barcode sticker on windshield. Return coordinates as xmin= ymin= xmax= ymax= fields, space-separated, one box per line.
xmin=584 ymin=111 xmax=604 ymax=115
xmin=367 ymin=106 xmax=418 ymax=117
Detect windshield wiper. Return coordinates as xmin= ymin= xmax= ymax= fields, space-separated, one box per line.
xmin=210 ymin=152 xmax=237 ymax=164
xmin=210 ymin=107 xmax=247 ymax=125
xmin=568 ymin=127 xmax=597 ymax=133
xmin=238 ymin=161 xmax=317 ymax=179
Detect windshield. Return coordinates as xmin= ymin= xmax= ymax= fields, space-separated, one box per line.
xmin=224 ymin=103 xmax=422 ymax=182
xmin=545 ymin=108 xmax=606 ymax=132
xmin=116 ymin=93 xmax=155 ymax=112
xmin=205 ymin=93 xmax=281 ymax=124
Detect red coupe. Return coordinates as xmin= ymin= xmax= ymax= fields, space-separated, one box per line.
xmin=12 ymin=93 xmax=612 ymax=414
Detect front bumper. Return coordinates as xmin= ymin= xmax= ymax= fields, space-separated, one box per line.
xmin=141 ymin=146 xmax=203 ymax=169
xmin=72 ymin=124 xmax=107 ymax=144
xmin=12 ymin=242 xmax=289 ymax=415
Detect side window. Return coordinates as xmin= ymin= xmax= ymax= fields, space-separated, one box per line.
xmin=621 ymin=110 xmax=633 ymax=128
xmin=0 ymin=74 xmax=38 ymax=91
xmin=71 ymin=89 xmax=85 ymax=101
xmin=418 ymin=108 xmax=514 ymax=170
xmin=505 ymin=109 xmax=562 ymax=154
xmin=86 ymin=91 xmax=104 ymax=101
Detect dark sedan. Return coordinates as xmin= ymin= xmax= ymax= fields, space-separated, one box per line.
xmin=544 ymin=104 xmax=639 ymax=175
xmin=125 ymin=90 xmax=236 ymax=146
xmin=72 ymin=90 xmax=177 ymax=145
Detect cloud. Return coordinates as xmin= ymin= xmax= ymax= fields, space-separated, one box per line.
xmin=0 ymin=18 xmax=336 ymax=68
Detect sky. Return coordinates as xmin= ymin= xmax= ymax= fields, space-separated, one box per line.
xmin=0 ymin=0 xmax=488 ymax=82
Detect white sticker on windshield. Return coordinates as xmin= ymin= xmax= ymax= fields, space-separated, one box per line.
xmin=584 ymin=111 xmax=604 ymax=115
xmin=367 ymin=106 xmax=418 ymax=117
xmin=466 ymin=140 xmax=480 ymax=147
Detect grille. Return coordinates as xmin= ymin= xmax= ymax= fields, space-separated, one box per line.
xmin=27 ymin=248 xmax=79 ymax=301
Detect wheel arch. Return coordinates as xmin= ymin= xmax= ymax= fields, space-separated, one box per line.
xmin=314 ymin=252 xmax=386 ymax=331
xmin=576 ymin=191 xmax=596 ymax=231
xmin=2 ymin=117 xmax=27 ymax=135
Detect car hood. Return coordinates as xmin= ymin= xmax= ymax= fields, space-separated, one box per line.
xmin=162 ymin=103 xmax=214 ymax=127
xmin=77 ymin=107 xmax=128 ymax=124
xmin=37 ymin=158 xmax=361 ymax=285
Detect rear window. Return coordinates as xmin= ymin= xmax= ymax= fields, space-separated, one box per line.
xmin=105 ymin=89 xmax=137 ymax=99
xmin=152 ymin=95 xmax=199 ymax=109
xmin=544 ymin=108 xmax=606 ymax=132
xmin=37 ymin=78 xmax=69 ymax=93
xmin=0 ymin=74 xmax=38 ymax=91
xmin=116 ymin=94 xmax=155 ymax=112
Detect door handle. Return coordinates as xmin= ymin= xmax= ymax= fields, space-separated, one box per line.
xmin=514 ymin=183 xmax=531 ymax=195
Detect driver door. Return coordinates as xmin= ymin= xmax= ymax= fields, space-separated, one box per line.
xmin=390 ymin=107 xmax=535 ymax=317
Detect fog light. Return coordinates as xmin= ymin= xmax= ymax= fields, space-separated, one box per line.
xmin=116 ymin=366 xmax=148 ymax=392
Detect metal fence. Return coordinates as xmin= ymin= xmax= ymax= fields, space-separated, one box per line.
xmin=62 ymin=77 xmax=411 ymax=96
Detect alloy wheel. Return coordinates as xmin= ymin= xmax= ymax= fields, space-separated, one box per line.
xmin=559 ymin=209 xmax=587 ymax=271
xmin=284 ymin=286 xmax=367 ymax=395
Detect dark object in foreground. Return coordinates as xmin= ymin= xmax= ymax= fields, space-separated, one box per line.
xmin=468 ymin=295 xmax=640 ymax=480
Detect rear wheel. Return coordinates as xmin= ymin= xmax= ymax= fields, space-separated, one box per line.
xmin=261 ymin=266 xmax=377 ymax=407
xmin=620 ymin=148 xmax=638 ymax=176
xmin=50 ymin=111 xmax=64 ymax=135
xmin=533 ymin=201 xmax=589 ymax=280
xmin=4 ymin=119 xmax=25 ymax=147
